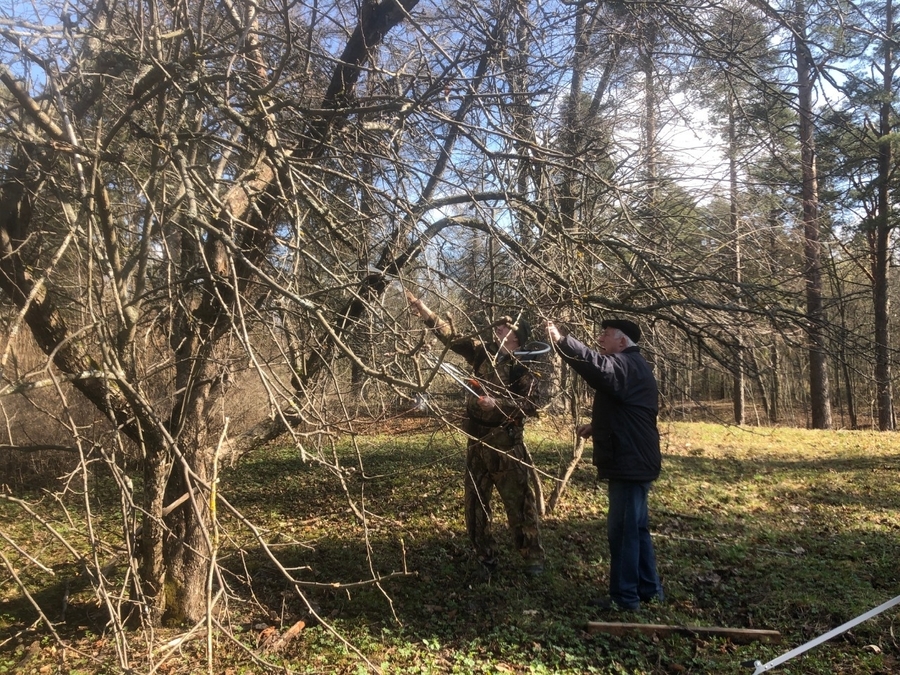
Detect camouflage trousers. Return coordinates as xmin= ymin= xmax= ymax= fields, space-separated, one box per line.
xmin=464 ymin=421 xmax=544 ymax=566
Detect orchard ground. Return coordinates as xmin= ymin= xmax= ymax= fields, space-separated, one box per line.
xmin=2 ymin=416 xmax=899 ymax=674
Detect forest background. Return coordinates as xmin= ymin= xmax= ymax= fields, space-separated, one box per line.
xmin=1 ymin=0 xmax=900 ymax=671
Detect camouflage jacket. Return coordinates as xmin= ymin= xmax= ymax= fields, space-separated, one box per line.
xmin=423 ymin=314 xmax=540 ymax=429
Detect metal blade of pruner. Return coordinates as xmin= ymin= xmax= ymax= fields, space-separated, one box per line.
xmin=421 ymin=354 xmax=483 ymax=398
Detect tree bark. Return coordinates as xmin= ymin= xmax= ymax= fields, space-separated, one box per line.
xmin=794 ymin=0 xmax=832 ymax=429
xmin=728 ymin=91 xmax=745 ymax=425
xmin=872 ymin=0 xmax=895 ymax=430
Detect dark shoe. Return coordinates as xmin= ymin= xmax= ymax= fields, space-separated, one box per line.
xmin=524 ymin=563 xmax=544 ymax=578
xmin=587 ymin=596 xmax=640 ymax=612
xmin=477 ymin=558 xmax=498 ymax=581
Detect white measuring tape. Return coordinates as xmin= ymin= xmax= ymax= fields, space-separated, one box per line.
xmin=750 ymin=594 xmax=900 ymax=674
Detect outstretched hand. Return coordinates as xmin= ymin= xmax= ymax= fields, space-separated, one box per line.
xmin=406 ymin=290 xmax=427 ymax=317
xmin=545 ymin=320 xmax=562 ymax=344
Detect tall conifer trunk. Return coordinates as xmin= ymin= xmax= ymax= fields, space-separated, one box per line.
xmin=794 ymin=0 xmax=832 ymax=429
xmin=873 ymin=0 xmax=895 ymax=430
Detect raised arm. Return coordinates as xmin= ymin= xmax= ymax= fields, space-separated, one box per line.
xmin=407 ymin=290 xmax=479 ymax=363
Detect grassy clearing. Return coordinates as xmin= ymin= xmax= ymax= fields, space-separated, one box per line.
xmin=2 ymin=418 xmax=900 ymax=674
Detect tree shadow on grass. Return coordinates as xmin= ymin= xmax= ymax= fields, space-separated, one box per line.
xmin=3 ymin=433 xmax=900 ymax=673
xmin=226 ymin=438 xmax=900 ymax=644
xmin=219 ymin=515 xmax=623 ymax=663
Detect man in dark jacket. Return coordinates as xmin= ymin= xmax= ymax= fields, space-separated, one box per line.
xmin=545 ymin=317 xmax=663 ymax=610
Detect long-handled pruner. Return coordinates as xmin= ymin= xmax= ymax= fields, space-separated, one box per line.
xmin=421 ymin=354 xmax=484 ymax=399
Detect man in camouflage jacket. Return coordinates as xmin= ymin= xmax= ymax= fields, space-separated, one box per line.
xmin=409 ymin=293 xmax=545 ymax=577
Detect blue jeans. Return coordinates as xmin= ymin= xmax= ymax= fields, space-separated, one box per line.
xmin=606 ymin=479 xmax=663 ymax=609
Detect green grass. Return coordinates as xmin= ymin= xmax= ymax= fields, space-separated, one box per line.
xmin=2 ymin=418 xmax=900 ymax=673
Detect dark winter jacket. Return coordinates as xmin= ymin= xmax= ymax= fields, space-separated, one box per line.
xmin=555 ymin=335 xmax=661 ymax=482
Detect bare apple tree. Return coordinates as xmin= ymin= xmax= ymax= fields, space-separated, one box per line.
xmin=0 ymin=0 xmax=598 ymax=655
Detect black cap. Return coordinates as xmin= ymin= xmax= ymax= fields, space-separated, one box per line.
xmin=512 ymin=317 xmax=531 ymax=346
xmin=495 ymin=315 xmax=530 ymax=345
xmin=602 ymin=318 xmax=641 ymax=343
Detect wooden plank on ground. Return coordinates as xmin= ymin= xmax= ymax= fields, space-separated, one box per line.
xmin=585 ymin=622 xmax=782 ymax=645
